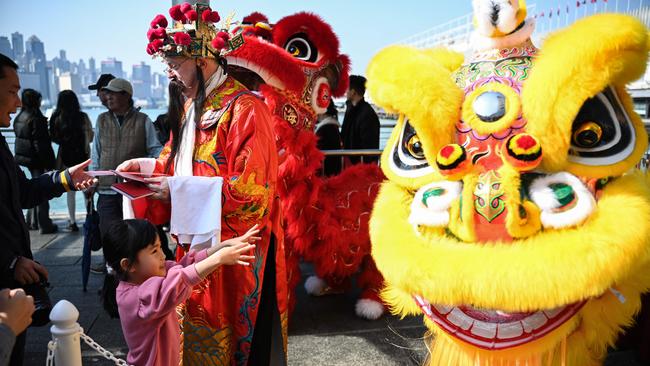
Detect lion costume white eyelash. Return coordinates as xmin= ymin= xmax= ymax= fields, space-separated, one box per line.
xmin=528 ymin=172 xmax=596 ymax=229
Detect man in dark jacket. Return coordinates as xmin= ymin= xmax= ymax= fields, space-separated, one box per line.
xmin=341 ymin=75 xmax=380 ymax=164
xmin=0 ymin=53 xmax=96 ymax=366
xmin=12 ymin=89 xmax=57 ymax=233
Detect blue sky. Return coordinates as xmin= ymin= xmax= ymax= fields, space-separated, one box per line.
xmin=0 ymin=0 xmax=629 ymax=76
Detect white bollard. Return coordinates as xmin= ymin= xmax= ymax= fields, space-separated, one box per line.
xmin=49 ymin=300 xmax=82 ymax=366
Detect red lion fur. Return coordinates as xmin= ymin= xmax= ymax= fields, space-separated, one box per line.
xmin=228 ymin=12 xmax=385 ymax=316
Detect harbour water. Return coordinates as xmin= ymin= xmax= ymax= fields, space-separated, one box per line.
xmin=26 ymin=108 xmax=166 ymax=216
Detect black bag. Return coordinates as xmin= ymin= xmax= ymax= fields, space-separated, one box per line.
xmin=84 ymin=197 xmax=102 ymax=251
xmin=23 ymin=273 xmax=52 ymax=327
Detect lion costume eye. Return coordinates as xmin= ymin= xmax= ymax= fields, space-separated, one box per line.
xmin=572 ymin=121 xmax=603 ymax=148
xmin=406 ymin=134 xmax=425 ymax=160
xmin=389 ymin=119 xmax=434 ymax=178
xmin=284 ymin=34 xmax=317 ymax=62
xmin=568 ymin=87 xmax=635 ymax=166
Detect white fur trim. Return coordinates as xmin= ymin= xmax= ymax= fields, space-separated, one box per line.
xmin=409 ymin=208 xmax=450 ymax=227
xmin=409 ymin=181 xmax=462 ymax=227
xmin=355 ymin=298 xmax=385 ymax=320
xmin=529 ymin=172 xmax=596 ymax=229
xmin=473 ymin=0 xmax=498 ymax=37
xmin=304 ymin=275 xmax=328 ymax=296
xmin=473 ymin=0 xmax=521 ymax=36
xmin=497 ymin=1 xmax=519 ymax=34
xmin=471 ymin=18 xmax=536 ymax=51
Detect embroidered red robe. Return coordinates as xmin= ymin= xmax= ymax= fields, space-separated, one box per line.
xmin=144 ymin=76 xmax=287 ymax=365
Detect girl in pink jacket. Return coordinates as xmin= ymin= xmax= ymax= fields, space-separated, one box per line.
xmin=101 ymin=219 xmax=259 ymax=366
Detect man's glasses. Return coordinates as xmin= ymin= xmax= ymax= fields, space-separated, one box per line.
xmin=165 ymin=58 xmax=192 ymax=73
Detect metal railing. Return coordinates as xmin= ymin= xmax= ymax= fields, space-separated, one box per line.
xmin=1 ymin=127 xmax=16 ymax=152
xmin=398 ymin=1 xmax=649 ymax=51
xmin=320 ymin=149 xmax=383 ymax=175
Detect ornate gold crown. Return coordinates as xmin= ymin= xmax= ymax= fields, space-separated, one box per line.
xmin=146 ymin=2 xmax=244 ymax=59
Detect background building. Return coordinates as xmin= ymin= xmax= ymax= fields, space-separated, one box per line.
xmin=132 ymin=62 xmax=152 ymax=100
xmin=23 ymin=35 xmax=49 ymax=101
xmin=0 ymin=37 xmax=12 ymax=59
xmin=100 ymin=57 xmax=124 ymax=79
xmin=11 ymin=32 xmax=23 ymax=58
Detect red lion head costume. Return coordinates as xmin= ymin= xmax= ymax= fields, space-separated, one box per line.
xmin=226 ymin=12 xmax=387 ymax=320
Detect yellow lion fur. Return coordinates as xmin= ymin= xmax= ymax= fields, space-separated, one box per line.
xmin=367 ymin=46 xmax=464 ymax=188
xmin=371 ymin=174 xmax=650 ymax=364
xmin=368 ymin=13 xmax=650 ymax=365
xmin=522 ymin=14 xmax=649 ymax=177
xmin=371 ymin=173 xmax=650 ymax=311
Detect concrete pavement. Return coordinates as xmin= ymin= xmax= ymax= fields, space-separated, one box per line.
xmin=21 ymin=217 xmax=643 ymax=365
xmin=23 ymin=217 xmax=428 ymax=365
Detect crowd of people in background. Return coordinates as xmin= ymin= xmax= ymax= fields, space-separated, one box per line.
xmin=0 ymin=44 xmax=381 ymax=365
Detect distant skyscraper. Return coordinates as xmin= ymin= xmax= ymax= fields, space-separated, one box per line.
xmin=132 ymin=62 xmax=152 ymax=99
xmin=58 ymin=72 xmax=81 ymax=95
xmin=78 ymin=59 xmax=86 ymax=73
xmin=52 ymin=49 xmax=71 ymax=73
xmin=18 ymin=72 xmax=41 ymax=92
xmin=152 ymin=72 xmax=168 ymax=100
xmin=25 ymin=35 xmax=50 ymax=100
xmin=0 ymin=37 xmax=12 ymax=59
xmin=47 ymin=64 xmax=58 ymax=102
xmin=101 ymin=57 xmax=123 ymax=79
xmin=25 ymin=35 xmax=45 ymax=61
xmin=88 ymin=57 xmax=97 ymax=84
xmin=11 ymin=32 xmax=24 ymax=57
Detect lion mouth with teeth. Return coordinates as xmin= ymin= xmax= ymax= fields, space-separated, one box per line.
xmin=367 ymin=6 xmax=650 ymax=366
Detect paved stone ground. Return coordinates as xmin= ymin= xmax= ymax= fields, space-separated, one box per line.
xmin=21 ymin=217 xmax=645 ymax=365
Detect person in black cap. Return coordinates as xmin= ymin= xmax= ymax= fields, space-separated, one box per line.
xmin=88 ymin=73 xmax=115 ymax=108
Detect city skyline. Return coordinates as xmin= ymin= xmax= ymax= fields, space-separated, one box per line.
xmin=0 ymin=30 xmax=168 ymax=107
xmin=0 ymin=0 xmax=478 ymax=85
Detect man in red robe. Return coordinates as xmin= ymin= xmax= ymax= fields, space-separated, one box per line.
xmin=119 ymin=4 xmax=287 ymax=365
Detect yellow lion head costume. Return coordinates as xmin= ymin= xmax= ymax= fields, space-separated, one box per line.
xmin=368 ymin=1 xmax=650 ymax=365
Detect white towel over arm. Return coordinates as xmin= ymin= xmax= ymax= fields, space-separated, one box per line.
xmin=168 ymin=176 xmax=223 ymax=250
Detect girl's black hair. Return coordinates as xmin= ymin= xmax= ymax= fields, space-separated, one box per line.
xmin=164 ymin=63 xmax=206 ymax=174
xmin=101 ymin=219 xmax=158 ymax=318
